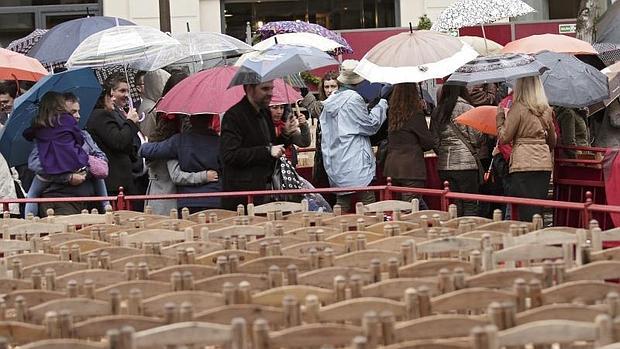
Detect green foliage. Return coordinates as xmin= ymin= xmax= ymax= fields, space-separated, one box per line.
xmin=417 ymin=14 xmax=432 ymax=30
xmin=300 ymin=71 xmax=321 ymax=86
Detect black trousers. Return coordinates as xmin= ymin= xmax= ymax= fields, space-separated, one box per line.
xmin=509 ymin=171 xmax=551 ymax=222
xmin=439 ymin=170 xmax=479 ymax=217
xmin=391 ymin=178 xmax=428 ymax=210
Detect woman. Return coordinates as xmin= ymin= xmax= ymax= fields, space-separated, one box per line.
xmin=384 ymin=84 xmax=435 ymax=208
xmin=140 ymin=114 xmax=221 ymax=213
xmin=431 ymin=85 xmax=484 ymax=217
xmin=299 ymin=71 xmax=339 ymax=186
xmin=142 ymin=113 xmax=213 ymax=215
xmin=497 ymin=76 xmax=556 ymax=222
xmin=269 ymin=103 xmax=311 ymax=167
xmin=555 ymin=106 xmax=588 ymax=158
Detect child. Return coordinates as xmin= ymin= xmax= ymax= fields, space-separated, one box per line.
xmin=24 ymin=92 xmax=108 ymax=216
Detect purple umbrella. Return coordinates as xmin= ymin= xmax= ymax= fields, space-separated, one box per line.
xmin=258 ymin=21 xmax=353 ymax=54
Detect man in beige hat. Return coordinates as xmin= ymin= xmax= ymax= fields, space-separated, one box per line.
xmin=319 ymin=59 xmax=388 ymax=212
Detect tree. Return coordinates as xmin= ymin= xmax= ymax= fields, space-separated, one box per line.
xmin=417 ymin=15 xmax=432 ymax=30
xmin=575 ymin=0 xmax=597 ymax=43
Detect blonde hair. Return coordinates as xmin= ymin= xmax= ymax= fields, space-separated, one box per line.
xmin=513 ymin=76 xmax=549 ymax=115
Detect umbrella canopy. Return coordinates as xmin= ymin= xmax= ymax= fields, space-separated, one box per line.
xmin=354 ymin=30 xmax=479 ymax=84
xmin=446 ymin=53 xmax=548 ymax=86
xmin=0 ymin=68 xmax=102 ymax=167
xmin=536 ymin=51 xmax=609 ymax=108
xmin=230 ymin=44 xmax=339 ymax=87
xmin=459 ymin=36 xmax=504 ymax=55
xmin=66 ymin=25 xmax=186 ymax=71
xmin=254 ymin=33 xmax=345 ymax=53
xmin=596 ymin=0 xmax=619 ymax=45
xmin=593 ymin=42 xmax=620 ymax=66
xmin=6 ymin=29 xmax=48 ymax=55
xmin=431 ymin=0 xmax=535 ymax=32
xmin=28 ymin=16 xmax=135 ymax=66
xmin=502 ymin=34 xmax=597 ymax=55
xmin=174 ymin=32 xmax=253 ymax=63
xmin=455 ymin=105 xmax=498 ymax=136
xmin=588 ymin=61 xmax=620 ymax=115
xmin=257 ymin=21 xmax=353 ymax=54
xmin=0 ymin=48 xmax=48 ymax=82
xmin=157 ymin=66 xmax=301 ymax=116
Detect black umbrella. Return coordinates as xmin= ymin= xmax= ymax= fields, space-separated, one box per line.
xmin=536 ymin=51 xmax=609 ymax=108
xmin=445 ymin=53 xmax=548 ymax=86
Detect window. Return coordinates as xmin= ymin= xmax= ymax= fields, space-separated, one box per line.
xmin=0 ymin=0 xmax=97 ymax=6
xmin=0 ymin=12 xmax=35 ymax=47
xmin=224 ymin=0 xmax=396 ymax=41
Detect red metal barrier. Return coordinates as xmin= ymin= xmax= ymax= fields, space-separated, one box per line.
xmin=1 ymin=183 xmax=617 ymax=228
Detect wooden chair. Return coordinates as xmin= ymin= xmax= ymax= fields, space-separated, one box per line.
xmin=94 ymin=280 xmax=172 ymax=301
xmin=400 ymin=259 xmax=474 ymax=278
xmin=145 ymin=219 xmax=197 ymax=230
xmin=394 ymin=314 xmax=487 ymax=342
xmin=54 ymin=213 xmax=112 ymax=227
xmin=365 ymin=200 xmax=416 ymax=213
xmin=4 ymin=253 xmax=59 ymax=268
xmin=252 ymin=285 xmax=335 ymax=306
xmin=110 ymin=319 xmax=247 ymax=349
xmin=206 ymin=225 xmax=266 ymax=240
xmin=366 ymin=221 xmax=420 ymax=235
xmin=401 ymin=210 xmax=450 ymax=223
xmin=147 ymin=265 xmax=216 ymax=282
xmin=283 ymin=226 xmax=341 ymax=239
xmin=252 ymin=201 xmax=304 ymax=215
xmin=141 ymin=290 xmax=224 ymax=317
xmin=431 ymin=288 xmax=518 ymax=314
xmin=195 ymin=304 xmax=284 ymax=327
xmin=539 ymin=280 xmax=620 ymax=305
xmin=514 ymin=303 xmax=608 ymax=325
xmin=283 ymin=211 xmax=334 ymax=222
xmin=253 ymin=320 xmax=362 ymax=349
xmin=281 ymin=241 xmax=346 ymax=256
xmin=29 ymin=298 xmax=112 ymax=323
xmin=470 ymin=316 xmax=614 ymax=349
xmin=0 ymin=321 xmax=47 ymax=345
xmin=188 ymin=209 xmax=238 ymax=223
xmin=73 ymin=315 xmax=163 ymax=339
xmin=298 ymin=267 xmax=371 ymax=289
xmin=194 ymin=273 xmax=270 ymax=293
xmin=305 ymin=297 xmax=408 ymax=322
xmin=237 ymin=256 xmax=310 ymax=274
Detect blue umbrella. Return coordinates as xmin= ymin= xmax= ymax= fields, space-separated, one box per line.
xmin=0 ymin=68 xmax=102 ymax=167
xmin=28 ymin=16 xmax=135 ymax=66
xmin=230 ymin=44 xmax=339 ymax=87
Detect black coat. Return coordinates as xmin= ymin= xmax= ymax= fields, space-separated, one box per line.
xmin=86 ymin=108 xmax=139 ymax=195
xmin=220 ymin=96 xmax=290 ymax=210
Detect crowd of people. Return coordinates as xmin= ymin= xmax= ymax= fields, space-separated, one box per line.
xmin=0 ymin=56 xmax=618 ymax=221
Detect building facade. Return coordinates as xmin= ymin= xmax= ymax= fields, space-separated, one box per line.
xmin=0 ymin=0 xmax=615 ymax=47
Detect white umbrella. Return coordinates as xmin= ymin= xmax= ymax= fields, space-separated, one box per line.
xmin=432 ymin=0 xmax=535 ymax=32
xmin=253 ymin=32 xmax=345 ymax=52
xmin=66 ymin=25 xmax=186 ymax=71
xmin=459 ymin=36 xmax=504 ymax=55
xmin=354 ymin=30 xmax=479 ymax=84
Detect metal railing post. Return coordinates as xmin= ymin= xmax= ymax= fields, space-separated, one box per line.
xmin=440 ymin=181 xmax=450 ymax=212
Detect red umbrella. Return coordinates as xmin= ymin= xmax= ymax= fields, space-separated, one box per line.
xmin=455 ymin=105 xmax=498 ymax=136
xmin=157 ymin=66 xmax=301 ymax=116
xmin=0 ymin=48 xmax=48 ymax=82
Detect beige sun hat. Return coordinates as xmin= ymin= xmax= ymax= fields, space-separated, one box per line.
xmin=337 ymin=59 xmax=364 ymax=85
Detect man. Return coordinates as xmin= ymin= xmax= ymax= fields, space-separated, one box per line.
xmin=133 ymin=70 xmax=146 ymax=111
xmin=0 ymin=81 xmax=18 ymax=126
xmin=87 ymin=74 xmax=141 ymax=196
xmin=63 ymin=92 xmax=81 ymax=120
xmin=220 ymin=80 xmax=299 ymax=210
xmin=320 ymin=59 xmax=388 ymax=213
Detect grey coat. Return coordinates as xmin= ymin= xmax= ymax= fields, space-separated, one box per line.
xmin=145 ymin=159 xmax=208 ymax=215
xmin=433 ymin=98 xmax=484 ymax=171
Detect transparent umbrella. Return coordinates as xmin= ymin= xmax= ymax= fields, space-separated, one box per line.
xmin=174 ymin=32 xmax=254 ymax=65
xmin=66 ymin=25 xmax=186 ymax=71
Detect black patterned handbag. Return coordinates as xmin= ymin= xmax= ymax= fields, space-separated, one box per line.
xmin=270 ymin=156 xmax=303 ymax=201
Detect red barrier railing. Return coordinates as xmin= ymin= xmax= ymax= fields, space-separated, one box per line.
xmin=2 ymin=179 xmax=615 ymax=228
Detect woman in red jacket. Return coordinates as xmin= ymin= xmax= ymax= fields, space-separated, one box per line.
xmin=269 ymin=103 xmax=311 ymax=167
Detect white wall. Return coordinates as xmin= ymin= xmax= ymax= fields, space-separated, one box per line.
xmin=103 ymin=0 xmax=222 ymax=33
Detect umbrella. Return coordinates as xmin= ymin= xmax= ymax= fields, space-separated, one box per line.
xmin=66 ymin=25 xmax=186 ymax=71
xmin=455 ymin=105 xmax=498 ymax=136
xmin=0 ymin=68 xmax=102 ymax=167
xmin=157 ymin=66 xmax=301 ymax=116
xmin=257 ymin=21 xmax=353 ymax=54
xmin=6 ymin=29 xmax=48 ymax=55
xmin=354 ymin=30 xmax=479 ymax=84
xmin=174 ymin=32 xmax=254 ymax=63
xmin=593 ymin=43 xmax=620 ymax=66
xmin=536 ymin=51 xmax=609 ymax=108
xmin=459 ymin=36 xmax=504 ymax=55
xmin=446 ymin=53 xmax=548 ymax=86
xmin=230 ymin=44 xmax=339 ymax=87
xmin=501 ymin=34 xmax=597 ymax=55
xmin=596 ymin=0 xmax=619 ymax=45
xmin=588 ymin=61 xmax=620 ymax=115
xmin=431 ymin=0 xmax=535 ymax=32
xmin=254 ymin=33 xmax=345 ymax=53
xmin=0 ymin=48 xmax=48 ymax=82
xmin=28 ymin=16 xmax=135 ymax=66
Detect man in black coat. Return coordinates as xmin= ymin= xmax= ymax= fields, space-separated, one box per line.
xmin=220 ymin=81 xmax=298 ymax=210
xmin=87 ymin=75 xmax=141 ymax=196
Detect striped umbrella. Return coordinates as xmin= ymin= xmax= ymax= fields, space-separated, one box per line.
xmin=6 ymin=29 xmax=48 ymax=55
xmin=446 ymin=53 xmax=548 ymax=86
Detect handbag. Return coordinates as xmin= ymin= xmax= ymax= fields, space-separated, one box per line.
xmin=449 ymin=123 xmax=484 ymax=183
xmin=270 ymin=156 xmax=303 ymax=202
